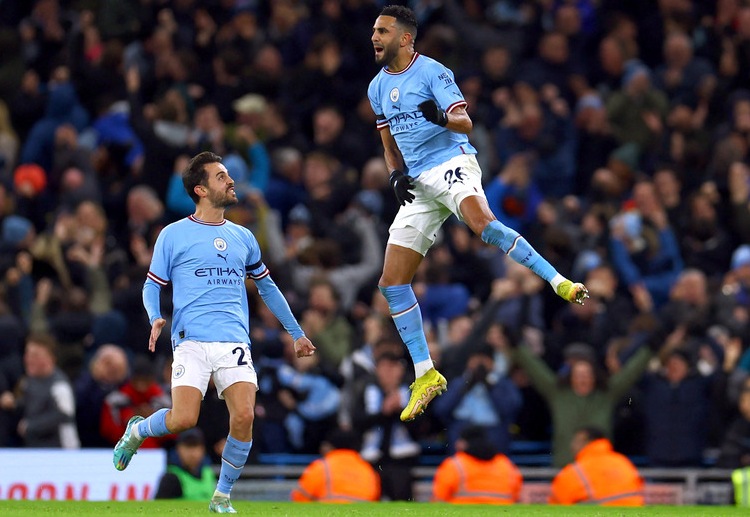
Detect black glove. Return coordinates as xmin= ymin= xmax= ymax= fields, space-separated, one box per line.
xmin=418 ymin=100 xmax=448 ymax=127
xmin=389 ymin=169 xmax=415 ymax=206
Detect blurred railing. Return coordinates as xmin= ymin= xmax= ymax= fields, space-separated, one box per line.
xmin=230 ymin=447 xmax=736 ymax=505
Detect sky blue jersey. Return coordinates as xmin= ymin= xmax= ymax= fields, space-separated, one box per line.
xmin=144 ymin=215 xmax=266 ymax=346
xmin=368 ymin=52 xmax=477 ymax=178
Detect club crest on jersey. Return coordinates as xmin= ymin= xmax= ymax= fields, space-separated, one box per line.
xmin=214 ymin=237 xmax=227 ymax=251
xmin=173 ymin=365 xmax=185 ymax=379
xmin=390 ymin=87 xmax=400 ymax=102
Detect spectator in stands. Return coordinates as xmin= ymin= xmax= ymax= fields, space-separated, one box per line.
xmin=485 ymin=152 xmax=543 ymax=234
xmin=289 ymin=205 xmax=383 ymax=313
xmin=14 ymin=333 xmax=80 ymax=448
xmin=432 ymin=424 xmax=522 ymax=504
xmin=125 ymin=65 xmax=189 ymax=200
xmin=291 ymin=427 xmax=380 ymax=503
xmin=20 ymin=66 xmax=89 ymax=173
xmin=549 ymin=426 xmax=644 ymax=506
xmin=74 ymin=343 xmax=128 ymax=448
xmin=606 ymin=60 xmax=669 ymax=167
xmin=494 ymin=84 xmax=577 ymax=197
xmin=353 ymin=352 xmax=420 ymax=501
xmin=0 ymin=100 xmax=19 ymax=183
xmin=717 ymin=376 xmax=750 ymax=469
xmin=640 ymin=347 xmax=719 ymax=467
xmin=299 ymin=278 xmax=353 ymax=371
xmin=657 ymin=269 xmax=716 ymax=353
xmin=414 ymin=246 xmax=471 ymax=328
xmin=337 ymin=316 xmax=396 ymax=430
xmin=516 ymin=31 xmax=580 ymax=104
xmin=511 ymin=329 xmax=653 ymax=467
xmin=548 ymin=264 xmax=635 ymax=367
xmin=661 ymin=98 xmax=712 ymax=189
xmin=310 ymin=103 xmax=371 ymax=171
xmin=100 ymin=354 xmax=171 ymax=449
xmin=608 ymin=179 xmax=683 ymax=312
xmin=0 ymin=299 xmax=26 ymax=390
xmin=432 ymin=345 xmax=521 ymax=455
xmin=653 ymin=31 xmax=716 ymax=107
xmin=727 ymin=159 xmax=750 ymax=240
xmin=717 ymin=245 xmax=750 ymax=341
xmin=592 ymin=35 xmax=631 ymax=97
xmin=679 ymin=191 xmax=733 ymax=279
xmin=573 ymin=90 xmax=618 ymax=197
xmin=276 ymin=334 xmax=341 ymax=454
xmin=652 ymin=166 xmax=688 ymax=234
xmin=155 ymin=428 xmax=217 ymax=501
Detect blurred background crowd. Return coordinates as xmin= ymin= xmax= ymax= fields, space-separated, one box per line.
xmin=2 ymin=0 xmax=750 ymax=497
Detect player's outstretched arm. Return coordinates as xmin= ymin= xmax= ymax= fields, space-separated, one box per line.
xmin=254 ymin=273 xmax=311 ymax=352
xmin=149 ymin=318 xmax=166 ymax=352
xmin=293 ymin=336 xmax=316 ymax=358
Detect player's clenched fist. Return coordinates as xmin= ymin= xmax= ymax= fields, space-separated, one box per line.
xmin=389 ymin=169 xmax=415 ymax=206
xmin=294 ymin=336 xmax=316 ymax=358
xmin=418 ymin=100 xmax=448 ymax=127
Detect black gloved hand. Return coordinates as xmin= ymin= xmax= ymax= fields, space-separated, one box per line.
xmin=418 ymin=100 xmax=448 ymax=127
xmin=389 ymin=169 xmax=415 ymax=206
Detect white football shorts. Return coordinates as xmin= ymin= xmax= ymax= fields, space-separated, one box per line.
xmin=171 ymin=340 xmax=258 ymax=399
xmin=389 ymin=153 xmax=486 ymax=255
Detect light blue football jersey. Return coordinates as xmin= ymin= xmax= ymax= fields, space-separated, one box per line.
xmin=368 ymin=52 xmax=477 ymax=178
xmin=145 ymin=215 xmax=266 ymax=346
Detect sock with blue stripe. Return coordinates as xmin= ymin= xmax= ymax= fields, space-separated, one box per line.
xmin=481 ymin=220 xmax=560 ymax=284
xmin=217 ymin=435 xmax=252 ymax=495
xmin=379 ymin=284 xmax=433 ymax=377
xmin=134 ymin=408 xmax=170 ymax=439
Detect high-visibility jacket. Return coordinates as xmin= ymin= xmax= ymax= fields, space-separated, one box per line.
xmin=291 ymin=449 xmax=380 ymax=503
xmin=549 ymin=438 xmax=644 ymax=506
xmin=167 ymin=464 xmax=217 ymax=501
xmin=432 ymin=451 xmax=523 ymax=504
xmin=732 ymin=467 xmax=750 ymax=506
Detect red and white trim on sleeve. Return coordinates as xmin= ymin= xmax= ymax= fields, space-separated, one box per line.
xmin=446 ymin=100 xmax=468 ymax=113
xmin=376 ymin=120 xmax=389 ymax=131
xmin=248 ymin=268 xmax=270 ymax=281
xmin=147 ymin=271 xmax=168 ymax=286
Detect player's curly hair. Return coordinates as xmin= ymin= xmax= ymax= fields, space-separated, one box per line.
xmin=183 ymin=151 xmax=223 ymax=204
xmin=380 ymin=5 xmax=418 ymax=39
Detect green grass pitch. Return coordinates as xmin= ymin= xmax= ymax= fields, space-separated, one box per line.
xmin=0 ymin=501 xmax=745 ymax=516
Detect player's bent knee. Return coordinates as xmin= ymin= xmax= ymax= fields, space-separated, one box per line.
xmin=230 ymin=407 xmax=254 ymax=429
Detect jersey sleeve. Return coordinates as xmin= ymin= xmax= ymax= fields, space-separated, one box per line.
xmin=425 ymin=61 xmax=467 ymax=114
xmin=367 ymin=79 xmax=388 ymax=131
xmin=243 ymin=228 xmax=268 ymax=280
xmin=147 ymin=226 xmax=172 ymax=286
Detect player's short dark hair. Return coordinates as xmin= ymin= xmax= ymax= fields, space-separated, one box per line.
xmin=380 ymin=5 xmax=418 ymax=39
xmin=183 ymin=151 xmax=223 ymax=204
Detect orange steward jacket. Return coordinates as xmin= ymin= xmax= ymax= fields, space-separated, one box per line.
xmin=291 ymin=449 xmax=380 ymax=503
xmin=432 ymin=451 xmax=523 ymax=504
xmin=549 ymin=438 xmax=644 ymax=506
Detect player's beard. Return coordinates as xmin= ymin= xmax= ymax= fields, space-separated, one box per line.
xmin=207 ymin=187 xmax=238 ymax=209
xmin=375 ymin=42 xmax=397 ymax=67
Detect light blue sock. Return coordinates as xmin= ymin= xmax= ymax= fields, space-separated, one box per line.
xmin=135 ymin=408 xmax=170 ymax=438
xmin=481 ymin=220 xmax=557 ymax=282
xmin=379 ymin=284 xmax=431 ymax=369
xmin=217 ymin=435 xmax=252 ymax=495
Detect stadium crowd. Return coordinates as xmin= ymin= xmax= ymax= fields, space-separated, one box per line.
xmin=2 ymin=0 xmax=750 ymax=500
